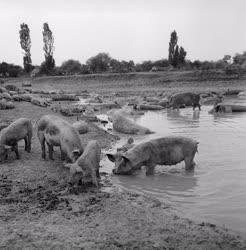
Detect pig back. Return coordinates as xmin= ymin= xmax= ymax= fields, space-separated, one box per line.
xmin=77 ymin=140 xmax=100 ymax=168
xmin=54 ymin=119 xmax=83 ymax=154
xmin=0 ymin=118 xmax=32 ymax=144
xmin=38 ymin=115 xmax=83 ymax=153
xmin=147 ymin=137 xmax=197 ymax=165
xmin=170 ymin=93 xmax=199 ymax=107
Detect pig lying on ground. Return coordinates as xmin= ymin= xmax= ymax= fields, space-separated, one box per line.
xmin=31 ymin=97 xmax=49 ymax=107
xmin=0 ymin=92 xmax=12 ymax=101
xmin=37 ymin=115 xmax=83 ymax=162
xmin=169 ymin=92 xmax=201 ymax=110
xmin=64 ymin=140 xmax=101 ymax=187
xmin=52 ymin=94 xmax=79 ymax=101
xmin=4 ymin=85 xmax=19 ymax=92
xmin=110 ymin=111 xmax=153 ymax=135
xmin=107 ymin=136 xmax=198 ymax=175
xmin=17 ymin=94 xmax=32 ymax=102
xmin=0 ymin=118 xmax=32 ymax=162
xmin=0 ymin=87 xmax=7 ymax=93
xmin=209 ymin=103 xmax=246 ymax=113
xmin=72 ymin=121 xmax=89 ymax=134
xmin=0 ymin=99 xmax=15 ymax=109
xmin=137 ymin=104 xmax=163 ymax=110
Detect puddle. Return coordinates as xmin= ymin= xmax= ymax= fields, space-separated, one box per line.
xmin=102 ymin=95 xmax=246 ymax=234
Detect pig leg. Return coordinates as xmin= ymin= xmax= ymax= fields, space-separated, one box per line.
xmin=146 ymin=163 xmax=156 ymax=175
xmin=96 ymin=169 xmax=100 ymax=179
xmin=24 ymin=136 xmax=29 ymax=152
xmin=60 ymin=147 xmax=66 ymax=161
xmin=38 ymin=132 xmax=46 ymax=159
xmin=26 ymin=135 xmax=32 ymax=152
xmin=47 ymin=143 xmax=54 ymax=160
xmin=13 ymin=143 xmax=20 ymax=159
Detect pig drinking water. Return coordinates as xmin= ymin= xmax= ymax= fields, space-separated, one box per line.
xmin=107 ymin=136 xmax=198 ymax=175
xmin=64 ymin=140 xmax=101 ymax=187
xmin=37 ymin=115 xmax=83 ymax=162
xmin=0 ymin=118 xmax=32 ymax=162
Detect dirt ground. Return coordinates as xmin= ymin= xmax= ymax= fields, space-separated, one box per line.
xmin=1 ymin=72 xmax=246 ymax=249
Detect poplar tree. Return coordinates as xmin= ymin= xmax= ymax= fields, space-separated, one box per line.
xmin=19 ymin=23 xmax=32 ymax=72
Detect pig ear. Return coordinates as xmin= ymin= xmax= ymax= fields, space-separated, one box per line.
xmin=122 ymin=155 xmax=130 ymax=162
xmin=106 ymin=153 xmax=116 ymax=162
xmin=72 ymin=149 xmax=81 ymax=158
xmin=4 ymin=145 xmax=12 ymax=150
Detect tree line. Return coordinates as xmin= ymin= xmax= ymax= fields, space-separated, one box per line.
xmin=0 ymin=25 xmax=246 ymax=77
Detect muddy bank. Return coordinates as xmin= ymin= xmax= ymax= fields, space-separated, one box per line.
xmin=0 ymin=172 xmax=245 ymax=249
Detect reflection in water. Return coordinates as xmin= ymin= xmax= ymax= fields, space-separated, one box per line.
xmin=103 ymin=96 xmax=246 ymax=234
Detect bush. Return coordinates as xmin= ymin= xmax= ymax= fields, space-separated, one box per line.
xmin=86 ymin=53 xmax=111 ymax=73
xmin=60 ymin=59 xmax=82 ymax=75
xmin=225 ymin=64 xmax=244 ymax=75
xmin=0 ymin=62 xmax=23 ymax=77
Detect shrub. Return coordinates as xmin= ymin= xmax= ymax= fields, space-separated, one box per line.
xmin=60 ymin=59 xmax=82 ymax=75
xmin=225 ymin=64 xmax=244 ymax=75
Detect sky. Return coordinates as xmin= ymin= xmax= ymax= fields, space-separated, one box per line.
xmin=1 ymin=0 xmax=246 ymax=66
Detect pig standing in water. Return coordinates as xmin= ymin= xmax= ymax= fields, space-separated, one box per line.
xmin=0 ymin=118 xmax=32 ymax=162
xmin=64 ymin=140 xmax=101 ymax=187
xmin=169 ymin=92 xmax=201 ymax=110
xmin=37 ymin=115 xmax=83 ymax=162
xmin=107 ymin=136 xmax=198 ymax=175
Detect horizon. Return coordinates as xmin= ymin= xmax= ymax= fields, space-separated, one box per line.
xmin=1 ymin=0 xmax=246 ymax=66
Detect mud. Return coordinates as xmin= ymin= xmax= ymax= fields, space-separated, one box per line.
xmin=1 ymin=75 xmax=246 ymax=249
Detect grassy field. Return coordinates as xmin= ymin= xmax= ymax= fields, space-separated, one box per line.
xmin=1 ymin=71 xmax=246 ymax=249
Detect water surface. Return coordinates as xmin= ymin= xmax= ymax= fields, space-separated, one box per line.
xmin=103 ymin=96 xmax=246 ymax=234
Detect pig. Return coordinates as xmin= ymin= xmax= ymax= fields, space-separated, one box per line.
xmin=72 ymin=121 xmax=89 ymax=134
xmin=0 ymin=118 xmax=32 ymax=162
xmin=64 ymin=140 xmax=101 ymax=187
xmin=110 ymin=111 xmax=153 ymax=135
xmin=31 ymin=97 xmax=49 ymax=107
xmin=169 ymin=92 xmax=201 ymax=110
xmin=37 ymin=115 xmax=83 ymax=162
xmin=107 ymin=136 xmax=198 ymax=175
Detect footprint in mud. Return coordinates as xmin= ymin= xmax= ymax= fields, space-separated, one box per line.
xmin=0 ymin=175 xmax=12 ymax=198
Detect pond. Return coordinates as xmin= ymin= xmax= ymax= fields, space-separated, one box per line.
xmin=102 ymin=95 xmax=246 ymax=234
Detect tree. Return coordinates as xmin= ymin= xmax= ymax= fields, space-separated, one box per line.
xmin=168 ymin=30 xmax=178 ymax=66
xmin=233 ymin=52 xmax=246 ymax=65
xmin=42 ymin=23 xmax=55 ymax=73
xmin=110 ymin=59 xmax=122 ymax=72
xmin=0 ymin=62 xmax=22 ymax=77
xmin=19 ymin=23 xmax=32 ymax=73
xmin=60 ymin=59 xmax=82 ymax=75
xmin=178 ymin=46 xmax=187 ymax=65
xmin=223 ymin=55 xmax=232 ymax=64
xmin=172 ymin=45 xmax=179 ymax=67
xmin=86 ymin=53 xmax=111 ymax=73
xmin=168 ymin=30 xmax=187 ymax=67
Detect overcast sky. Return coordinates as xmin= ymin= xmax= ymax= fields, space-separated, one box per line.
xmin=1 ymin=0 xmax=246 ymax=66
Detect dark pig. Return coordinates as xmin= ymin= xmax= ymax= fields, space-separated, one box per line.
xmin=169 ymin=92 xmax=201 ymax=110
